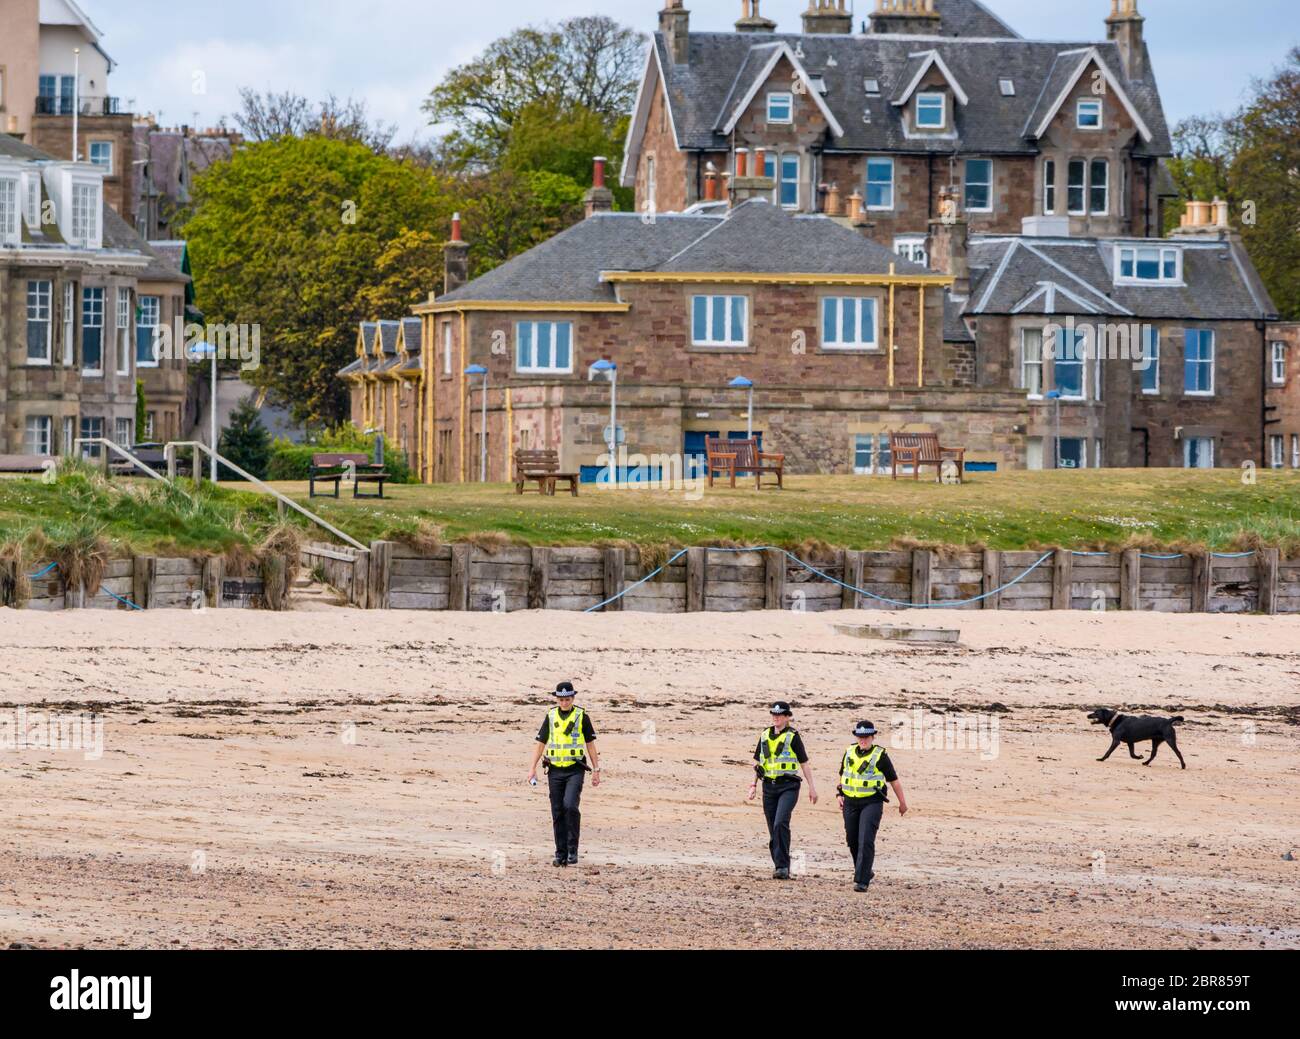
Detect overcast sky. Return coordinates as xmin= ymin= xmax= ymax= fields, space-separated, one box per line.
xmin=97 ymin=0 xmax=1296 ymax=142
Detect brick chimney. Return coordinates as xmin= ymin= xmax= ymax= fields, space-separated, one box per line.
xmin=928 ymin=188 xmax=969 ymax=296
xmin=1106 ymin=0 xmax=1149 ymax=81
xmin=584 ymin=156 xmax=615 ymax=218
xmin=803 ymin=0 xmax=852 ymax=34
xmin=660 ymin=0 xmax=690 ymax=64
xmin=1170 ymin=196 xmax=1232 ymax=240
xmin=730 ymin=148 xmax=775 ymax=206
xmin=736 ymin=0 xmax=776 ymax=32
xmin=868 ymin=0 xmax=940 ymax=36
xmin=444 ymin=213 xmax=470 ymax=294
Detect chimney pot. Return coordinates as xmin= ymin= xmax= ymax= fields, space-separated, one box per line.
xmin=450 ymin=212 xmax=463 ymax=243
xmin=592 ymin=156 xmax=607 ymax=190
xmin=735 ymin=148 xmax=748 ymax=178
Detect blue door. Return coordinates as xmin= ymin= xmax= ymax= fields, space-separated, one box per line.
xmin=684 ymin=431 xmax=718 ymax=478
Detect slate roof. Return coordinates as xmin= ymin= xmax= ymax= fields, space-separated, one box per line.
xmin=649 ymin=31 xmax=1168 ymax=159
xmin=434 ymin=200 xmax=928 ymax=308
xmin=399 ymin=316 xmax=422 ymax=354
xmin=963 ymin=235 xmax=1278 ymax=322
xmin=375 ymin=319 xmax=401 ymax=355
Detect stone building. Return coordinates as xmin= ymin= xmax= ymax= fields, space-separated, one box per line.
xmin=1266 ymin=323 xmax=1300 ymax=472
xmin=0 ymin=132 xmax=187 ymax=459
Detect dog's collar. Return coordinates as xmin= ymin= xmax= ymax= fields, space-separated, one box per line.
xmin=1106 ymin=709 xmax=1124 ymax=731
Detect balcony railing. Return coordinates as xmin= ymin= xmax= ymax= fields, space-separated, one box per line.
xmin=35 ymin=96 xmax=121 ymax=116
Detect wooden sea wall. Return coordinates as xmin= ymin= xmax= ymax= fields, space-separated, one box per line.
xmin=306 ymin=542 xmax=1300 ymax=616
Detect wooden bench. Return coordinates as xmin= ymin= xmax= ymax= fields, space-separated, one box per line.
xmin=704 ymin=436 xmax=785 ymax=490
xmin=514 ymin=449 xmax=579 ymax=497
xmin=888 ymin=432 xmax=966 ymax=483
xmin=310 ymin=453 xmax=388 ymax=499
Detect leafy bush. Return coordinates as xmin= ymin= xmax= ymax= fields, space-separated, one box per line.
xmin=266 ymin=426 xmax=413 ymax=484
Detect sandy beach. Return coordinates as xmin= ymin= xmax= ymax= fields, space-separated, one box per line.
xmin=1 ymin=607 xmax=1297 ymax=950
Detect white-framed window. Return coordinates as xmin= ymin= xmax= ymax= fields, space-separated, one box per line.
xmin=1183 ymin=329 xmax=1215 ymax=395
xmin=515 ymin=320 xmax=574 ymax=373
xmin=79 ymin=416 xmax=104 ymax=459
xmin=1292 ymin=434 xmax=1299 ymax=469
xmin=645 ymin=155 xmax=656 ymax=211
xmin=62 ymin=282 xmax=75 ymax=365
xmin=1270 ymin=435 xmax=1285 ymax=469
xmin=442 ymin=321 xmax=452 ymax=376
xmin=893 ymin=235 xmax=927 ymax=267
xmin=964 ymin=159 xmax=992 ymax=213
xmin=821 ymin=296 xmax=879 ymax=352
xmin=766 ymin=92 xmax=793 ymax=124
xmin=116 ymin=286 xmax=131 ymax=375
xmin=89 ymin=141 xmax=113 ymax=170
xmin=71 ymin=182 xmax=100 ymax=246
xmin=136 ymin=295 xmax=160 ymax=367
xmin=1021 ymin=328 xmax=1044 ymax=398
xmin=866 ymin=158 xmax=893 ymax=210
xmin=1271 ymin=341 xmax=1286 ymax=384
xmin=82 ymin=287 xmax=104 ymax=375
xmin=1067 ymin=159 xmax=1086 ymax=215
xmin=764 ymin=153 xmax=799 ymax=209
xmin=115 ymin=417 xmax=133 ymax=447
xmin=24 ymin=173 xmax=41 ymax=229
xmin=25 ymin=416 xmax=53 ymax=457
xmin=0 ymin=175 xmax=17 ymax=245
xmin=1116 ymin=245 xmax=1182 ymax=284
xmin=62 ymin=417 xmax=75 ymax=457
xmin=1058 ymin=437 xmax=1087 ymax=469
xmin=691 ymin=295 xmax=747 ymax=348
xmin=26 ymin=280 xmax=53 ymax=364
xmin=853 ymin=433 xmax=893 ymax=475
xmin=916 ymin=93 xmax=945 ymax=129
xmin=1183 ymin=436 xmax=1214 ymax=469
xmin=1089 ymin=159 xmax=1109 ymax=215
xmin=1043 ymin=159 xmax=1056 ymax=214
xmin=1054 ymin=327 xmax=1087 ymax=400
xmin=999 ymin=78 xmax=1016 ymax=97
xmin=1140 ymin=326 xmax=1160 ymax=394
xmin=1077 ymin=98 xmax=1103 ymax=129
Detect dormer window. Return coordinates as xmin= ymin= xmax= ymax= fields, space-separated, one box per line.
xmin=999 ymin=79 xmax=1015 ymax=96
xmin=1116 ymin=245 xmax=1182 ymax=284
xmin=916 ymin=92 xmax=946 ymax=129
xmin=767 ymin=92 xmax=793 ymax=125
xmin=1077 ymin=99 xmax=1103 ymax=129
xmin=0 ymin=175 xmax=18 ymax=245
xmin=71 ymin=182 xmax=100 ymax=246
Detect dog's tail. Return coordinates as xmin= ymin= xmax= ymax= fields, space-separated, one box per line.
xmin=1171 ymin=716 xmax=1186 ymax=723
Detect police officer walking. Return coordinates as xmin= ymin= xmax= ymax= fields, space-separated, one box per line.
xmin=747 ymin=701 xmax=818 ymax=880
xmin=836 ymin=721 xmax=907 ymax=893
xmin=527 ymin=681 xmax=601 ymax=867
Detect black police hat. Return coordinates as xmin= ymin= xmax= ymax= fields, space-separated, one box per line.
xmin=853 ymin=721 xmax=879 ymax=737
xmin=554 ymin=681 xmax=577 ymax=697
xmin=769 ymin=701 xmax=793 ymax=717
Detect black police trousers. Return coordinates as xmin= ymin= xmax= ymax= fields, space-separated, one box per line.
xmin=762 ymin=781 xmax=800 ymax=870
xmin=842 ymin=797 xmax=884 ymax=886
xmin=547 ymin=766 xmax=585 ymax=857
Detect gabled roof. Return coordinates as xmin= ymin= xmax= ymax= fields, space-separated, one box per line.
xmin=397 ymin=316 xmax=422 ymax=355
xmin=965 ymin=235 xmax=1278 ymax=321
xmin=640 ymin=32 xmax=1170 ymax=159
xmin=716 ymin=42 xmax=845 ymax=139
xmin=1023 ymin=47 xmax=1152 ymax=144
xmin=892 ymin=50 xmax=969 ymax=107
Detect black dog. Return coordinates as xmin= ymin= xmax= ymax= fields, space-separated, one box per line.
xmin=1087 ymin=708 xmax=1187 ymax=769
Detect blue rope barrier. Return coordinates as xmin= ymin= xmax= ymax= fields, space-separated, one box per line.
xmin=585 ymin=547 xmax=1055 ymax=613
xmin=1211 ymin=551 xmax=1257 ymax=559
xmin=21 ymin=562 xmax=143 ymax=611
xmin=1140 ymin=553 xmax=1185 ymax=560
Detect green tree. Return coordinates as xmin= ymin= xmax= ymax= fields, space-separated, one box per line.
xmin=180 ymin=136 xmax=456 ymax=422
xmin=135 ymin=379 xmax=147 ymax=442
xmin=218 ymin=396 xmax=272 ymax=481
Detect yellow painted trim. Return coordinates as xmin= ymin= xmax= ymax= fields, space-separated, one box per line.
xmin=413 ymin=299 xmax=631 ymax=315
xmin=424 ymin=315 xmax=434 ymax=484
xmin=917 ymin=286 xmax=925 ymax=389
xmin=601 ymin=271 xmax=954 ymax=287
xmin=888 ymin=263 xmax=896 ymax=388
xmin=459 ymin=312 xmax=467 ymax=484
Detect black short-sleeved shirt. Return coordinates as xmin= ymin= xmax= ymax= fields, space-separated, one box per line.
xmin=537 ymin=706 xmax=597 ymax=770
xmin=836 ymin=744 xmax=898 ymax=804
xmin=752 ymin=726 xmax=809 ymax=785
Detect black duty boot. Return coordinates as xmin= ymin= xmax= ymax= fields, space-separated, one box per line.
xmin=553 ymin=855 xmax=567 ymax=867
xmin=854 ymin=883 xmax=869 ymax=893
xmin=567 ymin=852 xmax=578 ymax=865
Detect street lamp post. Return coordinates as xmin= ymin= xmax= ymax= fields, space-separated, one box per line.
xmin=1045 ymin=390 xmax=1063 ymax=469
xmin=465 ymin=365 xmax=489 ymax=482
xmin=730 ymin=376 xmax=754 ymax=438
xmin=589 ymin=360 xmax=618 ymax=485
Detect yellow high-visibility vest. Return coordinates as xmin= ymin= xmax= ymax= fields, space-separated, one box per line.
xmin=759 ymin=727 xmax=799 ymax=780
xmin=841 ymin=744 xmax=886 ymax=799
xmin=545 ymin=707 xmax=587 ymax=767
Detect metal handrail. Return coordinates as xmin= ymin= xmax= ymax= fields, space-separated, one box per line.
xmin=73 ymin=439 xmax=169 ymax=483
xmin=164 ymin=441 xmax=368 ymax=552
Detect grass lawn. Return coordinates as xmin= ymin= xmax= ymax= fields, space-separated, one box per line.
xmin=277 ymin=469 xmax=1300 ymax=553
xmin=2 ymin=468 xmax=1295 ymax=557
